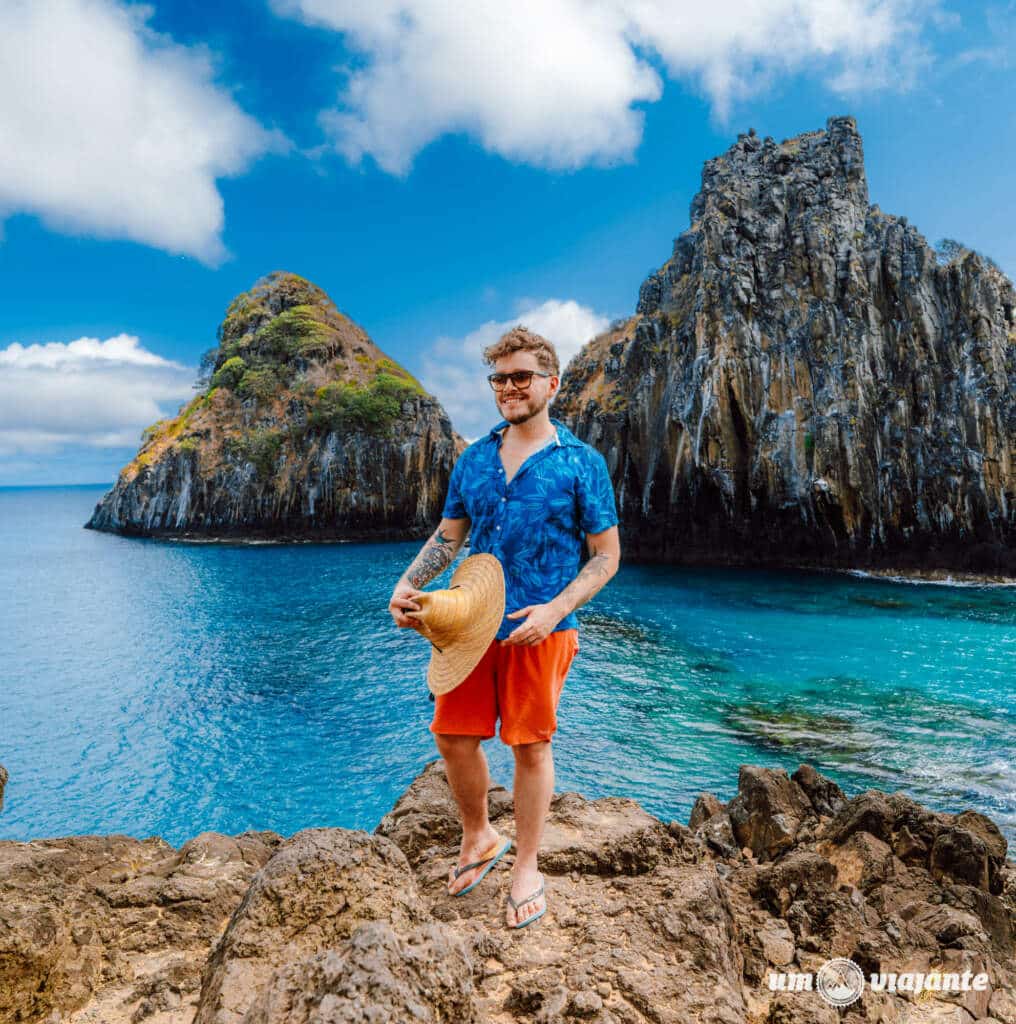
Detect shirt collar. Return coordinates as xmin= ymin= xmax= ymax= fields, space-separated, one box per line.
xmin=486 ymin=417 xmax=583 ymax=448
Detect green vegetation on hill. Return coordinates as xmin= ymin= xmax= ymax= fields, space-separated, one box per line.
xmin=211 ymin=356 xmax=246 ymax=390
xmin=257 ymin=305 xmax=338 ymax=361
xmin=307 ymin=372 xmax=422 ymax=437
xmin=195 ymin=272 xmax=425 ymax=431
xmin=374 ymin=357 xmax=425 ymax=393
xmin=131 ymin=391 xmax=216 ymax=473
xmin=236 ymin=366 xmax=280 ymax=402
xmin=197 ymin=272 xmax=349 ymax=395
xmin=121 ymin=271 xmax=433 ymax=482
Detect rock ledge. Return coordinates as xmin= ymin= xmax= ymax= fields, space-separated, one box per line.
xmin=1 ymin=761 xmax=1014 ymax=1023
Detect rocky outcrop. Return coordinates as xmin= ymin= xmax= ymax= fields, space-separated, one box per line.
xmin=240 ymin=922 xmax=477 ymax=1024
xmin=85 ymin=272 xmax=464 ymax=541
xmin=2 ymin=761 xmax=1014 ymax=1023
xmin=0 ymin=829 xmax=282 ymax=1024
xmin=193 ymin=830 xmax=428 ymax=1024
xmin=555 ymin=116 xmax=1016 ymax=573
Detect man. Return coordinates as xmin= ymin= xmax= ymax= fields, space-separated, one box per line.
xmin=388 ymin=326 xmax=620 ymax=929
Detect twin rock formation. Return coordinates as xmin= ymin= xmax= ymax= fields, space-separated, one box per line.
xmin=87 ymin=116 xmax=1016 ymax=572
xmin=2 ymin=761 xmax=1014 ymax=1024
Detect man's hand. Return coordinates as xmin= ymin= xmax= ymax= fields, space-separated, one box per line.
xmin=389 ymin=581 xmax=426 ymax=630
xmin=388 ymin=517 xmax=470 ymax=632
xmin=502 ymin=602 xmax=563 ymax=646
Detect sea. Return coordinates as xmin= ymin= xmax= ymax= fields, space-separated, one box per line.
xmin=2 ymin=484 xmax=1014 ymax=849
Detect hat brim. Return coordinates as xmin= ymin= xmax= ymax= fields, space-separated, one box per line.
xmin=426 ymin=554 xmax=505 ymax=696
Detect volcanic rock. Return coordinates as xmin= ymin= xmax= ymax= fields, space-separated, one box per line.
xmin=2 ymin=761 xmax=1014 ymax=1023
xmin=85 ymin=271 xmax=464 ymax=541
xmin=554 ymin=116 xmax=1016 ymax=573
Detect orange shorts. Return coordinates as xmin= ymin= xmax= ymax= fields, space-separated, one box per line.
xmin=429 ymin=629 xmax=580 ymax=746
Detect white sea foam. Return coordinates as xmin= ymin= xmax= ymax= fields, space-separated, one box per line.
xmin=837 ymin=568 xmax=1016 ymax=589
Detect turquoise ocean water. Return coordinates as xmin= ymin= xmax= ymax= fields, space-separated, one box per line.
xmin=2 ymin=485 xmax=1014 ymax=847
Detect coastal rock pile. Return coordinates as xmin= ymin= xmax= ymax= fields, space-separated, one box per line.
xmin=85 ymin=271 xmax=464 ymax=541
xmin=554 ymin=116 xmax=1016 ymax=573
xmin=0 ymin=828 xmax=282 ymax=1024
xmin=2 ymin=761 xmax=1014 ymax=1023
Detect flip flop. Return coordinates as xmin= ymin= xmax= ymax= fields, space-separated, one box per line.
xmin=448 ymin=834 xmax=512 ymax=896
xmin=506 ymin=872 xmax=546 ymax=929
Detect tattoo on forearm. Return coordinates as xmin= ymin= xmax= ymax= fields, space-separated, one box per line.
xmin=404 ymin=529 xmax=456 ymax=588
xmin=578 ymin=553 xmax=612 ymax=581
xmin=554 ymin=552 xmax=614 ymax=614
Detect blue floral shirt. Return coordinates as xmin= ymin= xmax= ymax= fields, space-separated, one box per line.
xmin=442 ymin=417 xmax=618 ymax=640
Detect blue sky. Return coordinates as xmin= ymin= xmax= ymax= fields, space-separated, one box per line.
xmin=1 ymin=0 xmax=1013 ymax=485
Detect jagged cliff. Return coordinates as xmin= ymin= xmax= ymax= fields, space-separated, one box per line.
xmin=555 ymin=116 xmax=1016 ymax=573
xmin=85 ymin=272 xmax=463 ymax=540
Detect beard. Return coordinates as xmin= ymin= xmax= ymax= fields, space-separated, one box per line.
xmin=498 ymin=389 xmax=549 ymax=423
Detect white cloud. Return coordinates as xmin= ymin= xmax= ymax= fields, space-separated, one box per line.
xmin=273 ymin=0 xmax=938 ymax=175
xmin=0 ymin=0 xmax=287 ymax=262
xmin=0 ymin=334 xmax=196 ymax=457
xmin=947 ymin=2 xmax=1014 ymax=71
xmin=419 ymin=298 xmax=611 ymax=441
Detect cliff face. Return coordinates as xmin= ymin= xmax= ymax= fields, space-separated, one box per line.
xmin=86 ymin=272 xmax=464 ymax=540
xmin=555 ymin=116 xmax=1016 ymax=572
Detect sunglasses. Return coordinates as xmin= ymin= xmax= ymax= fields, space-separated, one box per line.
xmin=487 ymin=370 xmax=552 ymax=392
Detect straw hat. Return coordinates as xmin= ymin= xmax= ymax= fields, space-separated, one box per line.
xmin=406 ymin=553 xmax=505 ymax=696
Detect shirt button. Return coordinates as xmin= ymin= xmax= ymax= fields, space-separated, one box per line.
xmin=496 ymin=525 xmax=501 ymax=530
xmin=501 ymin=497 xmax=507 ymax=502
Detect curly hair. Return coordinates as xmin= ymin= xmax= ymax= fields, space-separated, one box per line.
xmin=481 ymin=325 xmax=559 ymax=376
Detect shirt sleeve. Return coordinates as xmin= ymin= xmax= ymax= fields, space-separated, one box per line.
xmin=441 ymin=452 xmax=468 ymax=519
xmin=576 ymin=449 xmax=619 ymax=534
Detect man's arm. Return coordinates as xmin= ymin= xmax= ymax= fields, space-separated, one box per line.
xmin=549 ymin=525 xmax=621 ymax=620
xmin=389 ymin=517 xmax=471 ymax=628
xmin=402 ymin=517 xmax=470 ymax=588
xmin=503 ymin=525 xmax=620 ymax=645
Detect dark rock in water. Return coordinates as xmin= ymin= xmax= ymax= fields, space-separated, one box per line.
xmin=724 ymin=703 xmax=868 ymax=758
xmin=2 ymin=760 xmax=1014 ymax=1023
xmin=848 ymin=594 xmax=912 ymax=610
xmin=85 ymin=271 xmax=464 ymax=541
xmin=691 ymin=659 xmax=729 ymax=674
xmin=0 ymin=764 xmax=7 ymax=813
xmin=554 ymin=115 xmax=1016 ymax=574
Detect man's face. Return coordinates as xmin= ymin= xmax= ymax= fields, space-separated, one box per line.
xmin=492 ymin=351 xmax=558 ymax=425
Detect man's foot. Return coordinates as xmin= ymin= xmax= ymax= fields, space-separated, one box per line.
xmin=447 ymin=825 xmax=504 ymax=895
xmin=505 ymin=866 xmax=545 ymax=928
